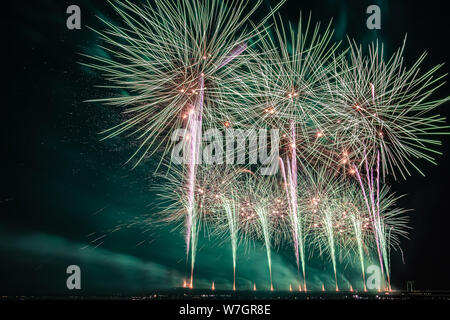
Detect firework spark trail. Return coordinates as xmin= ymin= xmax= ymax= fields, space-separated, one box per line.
xmin=278 ymin=157 xmax=295 ymax=252
xmin=354 ymin=152 xmax=394 ymax=289
xmin=279 ymin=156 xmax=304 ymax=289
xmin=286 ymin=121 xmax=307 ymax=289
xmin=370 ymin=83 xmax=375 ymax=104
xmin=376 ymin=151 xmax=391 ymax=289
xmin=255 ymin=206 xmax=273 ymax=290
xmin=289 ymin=123 xmax=307 ymax=290
xmin=288 ymin=122 xmax=300 ymax=270
xmin=217 ymin=43 xmax=248 ymax=70
xmin=322 ymin=208 xmax=339 ymax=291
xmin=353 ymin=161 xmax=385 ymax=279
xmin=365 ymin=153 xmax=391 ymax=284
xmin=279 ymin=157 xmax=300 ymax=268
xmin=185 ymin=75 xmax=204 ymax=287
xmin=349 ymin=209 xmax=367 ymax=291
xmin=379 ymin=226 xmax=391 ymax=290
xmin=383 ymin=227 xmax=393 ymax=291
xmin=222 ymin=195 xmax=239 ymax=290
xmin=365 ymin=153 xmax=384 ymax=278
xmin=377 ymin=151 xmax=380 ymax=226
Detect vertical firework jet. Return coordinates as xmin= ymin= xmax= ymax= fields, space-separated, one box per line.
xmin=221 ymin=194 xmax=239 ymax=290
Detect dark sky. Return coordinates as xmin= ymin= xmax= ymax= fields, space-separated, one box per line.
xmin=3 ymin=0 xmax=450 ymax=295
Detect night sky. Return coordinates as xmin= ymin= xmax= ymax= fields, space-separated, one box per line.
xmin=3 ymin=0 xmax=450 ymax=295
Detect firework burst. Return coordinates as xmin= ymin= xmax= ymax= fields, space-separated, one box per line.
xmin=322 ymin=39 xmax=450 ymax=179
xmin=84 ymin=0 xmax=285 ymax=166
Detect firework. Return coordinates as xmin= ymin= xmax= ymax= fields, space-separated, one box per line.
xmin=87 ymin=0 xmax=448 ymax=291
xmin=322 ymin=39 xmax=450 ymax=179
